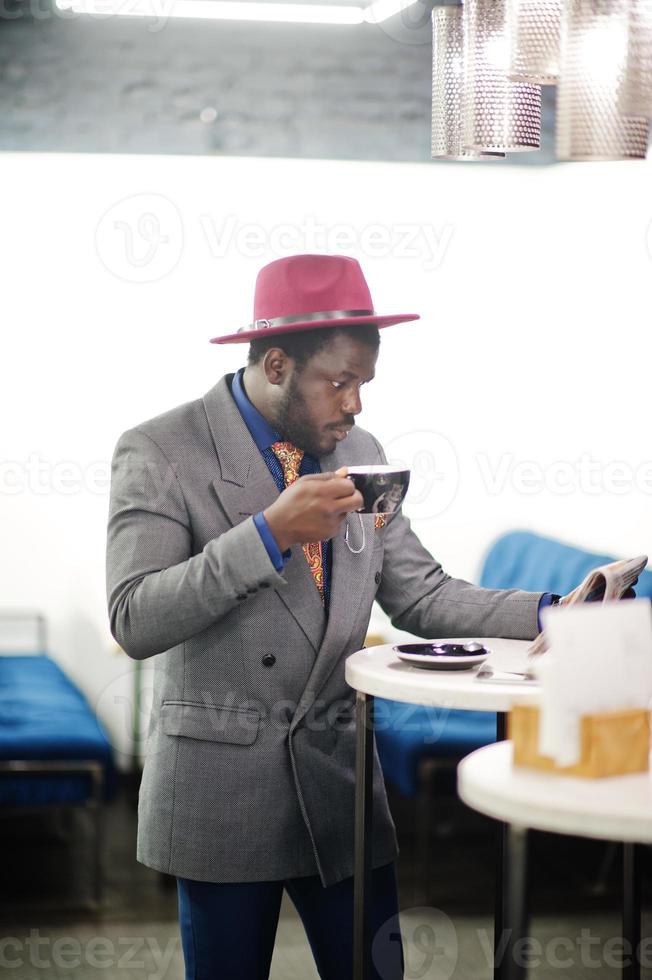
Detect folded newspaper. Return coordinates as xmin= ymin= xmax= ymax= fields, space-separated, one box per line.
xmin=527 ymin=554 xmax=648 ymax=658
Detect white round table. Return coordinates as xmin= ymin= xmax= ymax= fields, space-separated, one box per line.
xmin=458 ymin=741 xmax=652 ymax=980
xmin=345 ymin=637 xmax=540 ymax=712
xmin=345 ymin=638 xmax=540 ymax=980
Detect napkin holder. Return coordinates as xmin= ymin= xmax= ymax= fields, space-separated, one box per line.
xmin=509 ymin=704 xmax=650 ymax=778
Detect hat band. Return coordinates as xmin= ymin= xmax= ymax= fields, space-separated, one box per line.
xmin=241 ymin=308 xmax=375 ymax=333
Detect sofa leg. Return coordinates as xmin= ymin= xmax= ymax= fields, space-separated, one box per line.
xmin=91 ymin=803 xmax=103 ymax=908
xmin=89 ymin=764 xmax=104 ymax=910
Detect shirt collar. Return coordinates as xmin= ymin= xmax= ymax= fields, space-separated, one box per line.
xmin=231 ymin=367 xmax=282 ymax=453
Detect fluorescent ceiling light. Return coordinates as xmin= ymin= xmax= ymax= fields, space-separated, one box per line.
xmin=363 ymin=0 xmax=419 ymax=24
xmin=55 ymin=0 xmax=365 ymax=22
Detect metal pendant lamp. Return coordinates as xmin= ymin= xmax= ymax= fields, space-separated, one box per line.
xmin=620 ymin=0 xmax=652 ymax=117
xmin=556 ymin=0 xmax=649 ymax=160
xmin=507 ymin=0 xmax=563 ymax=84
xmin=431 ymin=4 xmax=505 ymax=160
xmin=462 ymin=0 xmax=542 ymax=153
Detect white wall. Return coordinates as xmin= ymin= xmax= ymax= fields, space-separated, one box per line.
xmin=2 ymin=150 xmax=651 ymax=766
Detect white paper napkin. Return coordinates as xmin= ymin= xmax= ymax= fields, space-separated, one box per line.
xmin=538 ymin=599 xmax=652 ymax=767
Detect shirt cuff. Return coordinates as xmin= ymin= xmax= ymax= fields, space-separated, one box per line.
xmin=536 ymin=592 xmax=555 ymax=633
xmin=253 ymin=511 xmax=291 ymax=572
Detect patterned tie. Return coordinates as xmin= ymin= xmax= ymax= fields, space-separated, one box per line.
xmin=270 ymin=441 xmax=325 ymax=604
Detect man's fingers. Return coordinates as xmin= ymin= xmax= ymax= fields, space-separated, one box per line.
xmin=326 ymin=489 xmax=364 ymax=514
xmin=299 ymin=474 xmax=358 ymax=498
xmin=330 ymin=477 xmax=359 ymax=497
xmin=325 ymin=481 xmax=363 ymax=509
xmin=299 ymin=472 xmax=340 ymax=482
xmin=293 ymin=472 xmax=362 ymax=510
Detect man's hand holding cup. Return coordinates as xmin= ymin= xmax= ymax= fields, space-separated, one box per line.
xmin=264 ymin=469 xmax=364 ymax=551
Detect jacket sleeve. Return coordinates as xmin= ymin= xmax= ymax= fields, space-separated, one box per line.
xmin=370 ymin=436 xmax=543 ymax=641
xmin=105 ymin=427 xmax=288 ymax=660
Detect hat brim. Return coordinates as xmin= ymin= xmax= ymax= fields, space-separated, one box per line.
xmin=209 ymin=313 xmax=420 ymax=345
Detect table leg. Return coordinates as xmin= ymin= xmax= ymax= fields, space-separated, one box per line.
xmin=623 ymin=842 xmax=642 ymax=980
xmin=494 ymin=711 xmax=508 ymax=979
xmin=354 ymin=691 xmax=375 ymax=980
xmin=504 ymin=825 xmax=530 ymax=980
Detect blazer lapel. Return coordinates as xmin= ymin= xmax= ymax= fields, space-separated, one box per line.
xmin=290 ymin=441 xmax=377 ymax=730
xmin=203 ymin=375 xmax=327 ymax=654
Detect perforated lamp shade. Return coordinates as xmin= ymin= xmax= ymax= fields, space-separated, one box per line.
xmin=508 ymin=0 xmax=562 ymax=84
xmin=431 ymin=5 xmax=505 ymax=160
xmin=620 ymin=0 xmax=652 ymax=117
xmin=462 ymin=0 xmax=542 ymax=153
xmin=556 ymin=0 xmax=649 ymax=160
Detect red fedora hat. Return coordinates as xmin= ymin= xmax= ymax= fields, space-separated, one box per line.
xmin=210 ymin=253 xmax=420 ymax=345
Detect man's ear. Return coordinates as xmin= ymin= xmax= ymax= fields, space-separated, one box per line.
xmin=263 ymin=347 xmax=292 ymax=386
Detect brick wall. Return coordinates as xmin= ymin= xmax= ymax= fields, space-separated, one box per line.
xmin=0 ymin=11 xmax=556 ymax=159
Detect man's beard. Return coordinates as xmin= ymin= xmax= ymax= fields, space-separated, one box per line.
xmin=274 ymin=372 xmax=324 ymax=458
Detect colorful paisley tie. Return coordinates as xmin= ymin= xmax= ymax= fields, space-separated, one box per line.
xmin=270 ymin=441 xmax=325 ymax=604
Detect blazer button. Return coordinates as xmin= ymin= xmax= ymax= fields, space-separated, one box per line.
xmin=246 ymin=586 xmax=258 ymax=594
xmin=259 ymin=581 xmax=270 ymax=588
xmin=236 ymin=593 xmax=248 ymax=601
xmin=262 ymin=653 xmax=276 ymax=667
xmin=374 ymin=571 xmax=382 ymax=585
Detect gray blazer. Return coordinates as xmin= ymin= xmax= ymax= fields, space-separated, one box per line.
xmin=105 ymin=373 xmax=543 ymax=887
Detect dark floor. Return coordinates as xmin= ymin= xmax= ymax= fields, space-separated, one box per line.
xmin=1 ymin=772 xmax=650 ymax=978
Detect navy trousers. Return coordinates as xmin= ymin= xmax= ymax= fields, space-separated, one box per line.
xmin=176 ymin=861 xmax=404 ymax=980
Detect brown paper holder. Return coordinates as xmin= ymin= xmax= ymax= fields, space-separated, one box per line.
xmin=508 ymin=704 xmax=650 ymax=778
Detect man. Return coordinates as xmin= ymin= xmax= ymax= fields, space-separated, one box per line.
xmin=105 ymin=254 xmax=569 ymax=979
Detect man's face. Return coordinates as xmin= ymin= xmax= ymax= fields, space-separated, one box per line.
xmin=273 ymin=332 xmax=378 ymax=457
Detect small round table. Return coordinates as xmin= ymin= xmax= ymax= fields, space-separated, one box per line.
xmin=458 ymin=740 xmax=652 ymax=980
xmin=345 ymin=637 xmax=540 ymax=980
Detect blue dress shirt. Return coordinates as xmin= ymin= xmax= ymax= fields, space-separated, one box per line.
xmin=230 ymin=368 xmax=332 ymax=607
xmin=537 ymin=591 xmax=556 ymax=632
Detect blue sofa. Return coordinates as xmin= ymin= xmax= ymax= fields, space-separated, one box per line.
xmin=0 ymin=614 xmax=116 ymax=906
xmin=480 ymin=530 xmax=652 ymax=599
